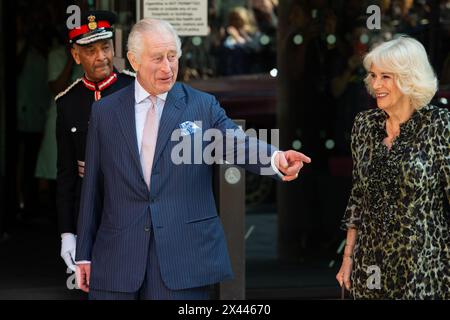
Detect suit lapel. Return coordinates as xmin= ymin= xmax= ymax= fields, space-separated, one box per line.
xmin=153 ymin=83 xmax=186 ymax=166
xmin=115 ymin=85 xmax=145 ymax=182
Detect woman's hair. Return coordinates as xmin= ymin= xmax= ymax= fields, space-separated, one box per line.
xmin=228 ymin=7 xmax=257 ymax=34
xmin=363 ymin=36 xmax=437 ymax=109
xmin=127 ymin=18 xmax=182 ymax=62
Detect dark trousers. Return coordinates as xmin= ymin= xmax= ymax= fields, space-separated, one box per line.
xmin=89 ymin=231 xmax=211 ymax=300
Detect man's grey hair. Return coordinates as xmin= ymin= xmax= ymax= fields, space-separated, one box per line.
xmin=127 ymin=18 xmax=182 ymax=62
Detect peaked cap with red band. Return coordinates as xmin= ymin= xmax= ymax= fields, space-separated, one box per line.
xmin=68 ymin=10 xmax=116 ymax=46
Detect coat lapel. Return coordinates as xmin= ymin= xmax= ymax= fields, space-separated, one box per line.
xmin=153 ymin=83 xmax=186 ymax=166
xmin=115 ymin=85 xmax=145 ymax=182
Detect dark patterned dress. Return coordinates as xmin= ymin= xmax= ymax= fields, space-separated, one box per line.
xmin=342 ymin=104 xmax=450 ymax=299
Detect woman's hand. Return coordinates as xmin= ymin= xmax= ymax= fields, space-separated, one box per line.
xmin=336 ymin=257 xmax=353 ymax=290
xmin=226 ymin=26 xmax=246 ymax=44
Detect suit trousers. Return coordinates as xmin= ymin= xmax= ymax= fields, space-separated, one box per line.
xmin=89 ymin=228 xmax=211 ymax=300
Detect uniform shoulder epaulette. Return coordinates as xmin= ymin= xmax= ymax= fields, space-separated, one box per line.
xmin=121 ymin=69 xmax=136 ymax=77
xmin=55 ymin=78 xmax=83 ymax=102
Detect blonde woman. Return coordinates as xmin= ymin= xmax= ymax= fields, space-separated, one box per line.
xmin=220 ymin=7 xmax=260 ymax=75
xmin=225 ymin=7 xmax=258 ymax=46
xmin=336 ymin=36 xmax=450 ymax=299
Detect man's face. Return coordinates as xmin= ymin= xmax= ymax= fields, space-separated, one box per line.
xmin=127 ymin=31 xmax=178 ymax=95
xmin=72 ymin=39 xmax=114 ymax=82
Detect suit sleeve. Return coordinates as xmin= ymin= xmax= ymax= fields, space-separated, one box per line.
xmin=209 ymin=96 xmax=280 ymax=178
xmin=56 ymin=101 xmax=78 ymax=234
xmin=75 ymin=102 xmax=103 ymax=261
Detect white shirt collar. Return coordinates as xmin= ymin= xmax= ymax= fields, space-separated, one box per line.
xmin=134 ymin=78 xmax=168 ymax=104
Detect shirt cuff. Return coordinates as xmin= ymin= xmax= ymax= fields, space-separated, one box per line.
xmin=75 ymin=261 xmax=91 ymax=264
xmin=271 ymin=151 xmax=285 ymax=179
xmin=61 ymin=233 xmax=76 ymax=240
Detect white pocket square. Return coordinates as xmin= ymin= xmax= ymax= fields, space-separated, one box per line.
xmin=179 ymin=121 xmax=201 ymax=136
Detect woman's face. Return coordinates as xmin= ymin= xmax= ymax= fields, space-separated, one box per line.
xmin=368 ymin=64 xmax=409 ymax=111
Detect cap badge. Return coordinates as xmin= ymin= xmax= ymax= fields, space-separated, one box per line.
xmin=87 ymin=15 xmax=97 ymax=31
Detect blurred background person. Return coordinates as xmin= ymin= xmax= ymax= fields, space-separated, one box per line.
xmin=250 ymin=0 xmax=278 ymax=72
xmin=15 ymin=9 xmax=51 ymax=222
xmin=330 ymin=17 xmax=374 ymax=156
xmin=34 ymin=25 xmax=83 ymax=221
xmin=218 ymin=6 xmax=261 ymax=75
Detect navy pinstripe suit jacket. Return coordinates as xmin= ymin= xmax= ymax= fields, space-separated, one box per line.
xmin=75 ymin=82 xmax=277 ymax=292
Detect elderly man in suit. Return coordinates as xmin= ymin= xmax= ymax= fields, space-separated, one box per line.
xmin=75 ymin=18 xmax=311 ymax=300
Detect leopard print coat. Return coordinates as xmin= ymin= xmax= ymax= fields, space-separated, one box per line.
xmin=342 ymin=104 xmax=450 ymax=299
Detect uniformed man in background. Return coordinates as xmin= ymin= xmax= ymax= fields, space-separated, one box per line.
xmin=56 ymin=10 xmax=135 ymax=273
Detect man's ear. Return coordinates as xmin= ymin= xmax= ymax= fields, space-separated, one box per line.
xmin=71 ymin=46 xmax=81 ymax=65
xmin=127 ymin=51 xmax=140 ymax=72
xmin=109 ymin=39 xmax=115 ymax=57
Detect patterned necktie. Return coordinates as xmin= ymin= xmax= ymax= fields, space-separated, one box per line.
xmin=140 ymin=96 xmax=158 ymax=189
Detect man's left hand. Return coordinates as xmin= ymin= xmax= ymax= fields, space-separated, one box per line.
xmin=275 ymin=150 xmax=311 ymax=181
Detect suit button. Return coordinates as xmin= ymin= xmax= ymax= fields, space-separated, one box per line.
xmin=144 ymin=226 xmax=151 ymax=232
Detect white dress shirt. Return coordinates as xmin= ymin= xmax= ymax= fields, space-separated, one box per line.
xmin=134 ymin=79 xmax=167 ymax=153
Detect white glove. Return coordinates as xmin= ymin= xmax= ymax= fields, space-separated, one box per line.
xmin=61 ymin=233 xmax=77 ymax=272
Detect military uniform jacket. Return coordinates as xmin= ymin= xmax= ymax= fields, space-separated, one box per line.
xmin=56 ymin=69 xmax=135 ymax=234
